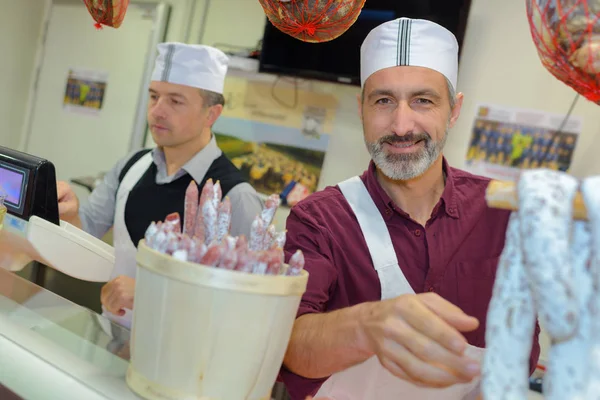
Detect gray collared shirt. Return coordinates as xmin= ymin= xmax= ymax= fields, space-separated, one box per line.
xmin=79 ymin=136 xmax=263 ymax=240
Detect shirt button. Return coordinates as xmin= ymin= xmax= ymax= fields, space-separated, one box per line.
xmin=428 ymin=286 xmax=435 ymax=292
xmin=385 ymin=208 xmax=392 ymax=215
xmin=414 ymin=229 xmax=422 ymax=237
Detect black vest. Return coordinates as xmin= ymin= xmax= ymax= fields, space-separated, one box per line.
xmin=118 ymin=149 xmax=247 ymax=246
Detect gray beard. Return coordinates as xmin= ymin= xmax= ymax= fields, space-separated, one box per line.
xmin=365 ymin=130 xmax=447 ymax=181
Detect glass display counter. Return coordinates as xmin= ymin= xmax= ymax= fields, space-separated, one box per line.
xmin=0 ymin=266 xmax=543 ymax=400
xmin=0 ymin=267 xmax=138 ymax=400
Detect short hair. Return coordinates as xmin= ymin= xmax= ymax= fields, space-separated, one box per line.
xmin=199 ymin=89 xmax=225 ymax=108
xmin=361 ymin=77 xmax=456 ymax=109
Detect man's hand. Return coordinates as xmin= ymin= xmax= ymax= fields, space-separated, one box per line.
xmin=358 ymin=292 xmax=481 ymax=388
xmin=56 ymin=181 xmax=80 ymax=225
xmin=101 ymin=276 xmax=136 ymax=316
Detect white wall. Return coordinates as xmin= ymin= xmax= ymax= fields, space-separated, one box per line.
xmin=0 ymin=0 xmax=46 ymax=149
xmin=199 ymin=0 xmax=266 ymax=48
xmin=0 ymin=0 xmax=206 ymax=152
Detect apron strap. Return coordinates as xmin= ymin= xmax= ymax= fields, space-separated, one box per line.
xmin=104 ymin=151 xmax=153 ymax=329
xmin=116 ymin=152 xmax=153 ymax=199
xmin=338 ymin=176 xmax=414 ymax=299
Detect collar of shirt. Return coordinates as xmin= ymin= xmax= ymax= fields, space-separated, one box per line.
xmin=361 ymin=158 xmax=460 ymax=222
xmin=151 ymin=135 xmax=223 ymax=184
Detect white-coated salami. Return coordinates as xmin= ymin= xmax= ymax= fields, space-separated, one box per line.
xmin=288 ymin=250 xmax=305 ymax=276
xmin=202 ymin=197 xmax=218 ymax=245
xmin=184 ymin=181 xmax=199 ymax=236
xmin=518 ymin=169 xmax=579 ymax=341
xmin=265 ymin=224 xmax=276 ymax=250
xmin=216 ymin=197 xmax=232 ymax=243
xmin=164 ymin=212 xmax=182 ymax=234
xmin=144 ymin=221 xmax=159 ymax=247
xmin=145 ymin=186 xmax=302 ymax=277
xmin=482 ymin=214 xmax=536 ymax=400
xmin=261 ymin=194 xmax=280 ymax=227
xmin=581 ymin=176 xmax=600 ymax=399
xmin=542 ymin=220 xmax=592 ymax=400
xmin=249 ymin=216 xmax=266 ymax=251
xmin=272 ymin=231 xmax=286 ymax=249
xmin=213 ymin=180 xmax=222 ymax=209
xmin=194 ymin=179 xmax=214 ymax=241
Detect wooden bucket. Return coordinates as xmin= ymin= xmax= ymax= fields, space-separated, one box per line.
xmin=126 ymin=240 xmax=308 ymax=400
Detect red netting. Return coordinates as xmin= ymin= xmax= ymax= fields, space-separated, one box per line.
xmin=257 ymin=0 xmax=366 ymax=43
xmin=83 ymin=0 xmax=130 ymax=30
xmin=526 ymin=0 xmax=600 ymax=104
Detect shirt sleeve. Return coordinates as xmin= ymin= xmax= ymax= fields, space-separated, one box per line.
xmin=227 ymin=183 xmax=264 ymax=239
xmin=279 ymin=204 xmax=340 ymax=399
xmin=78 ymin=152 xmax=135 ymax=239
xmin=283 ymin=204 xmax=339 ymax=318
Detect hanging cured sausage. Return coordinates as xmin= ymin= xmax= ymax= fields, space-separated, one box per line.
xmin=257 ymin=0 xmax=366 ymax=42
xmin=526 ymin=0 xmax=600 ymax=103
xmin=83 ymin=0 xmax=130 ymax=29
xmin=483 ymin=170 xmax=600 ymax=399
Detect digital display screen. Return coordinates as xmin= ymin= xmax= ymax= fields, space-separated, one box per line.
xmin=0 ymin=163 xmax=27 ymax=210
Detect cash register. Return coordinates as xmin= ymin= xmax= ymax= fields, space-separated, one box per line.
xmin=0 ymin=146 xmax=115 ymax=284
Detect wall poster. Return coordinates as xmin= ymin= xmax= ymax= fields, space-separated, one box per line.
xmin=214 ymin=75 xmax=338 ymax=205
xmin=464 ymin=103 xmax=581 ymax=181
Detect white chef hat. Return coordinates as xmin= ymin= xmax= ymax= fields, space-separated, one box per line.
xmin=151 ymin=42 xmax=229 ymax=94
xmin=360 ymin=18 xmax=459 ymax=90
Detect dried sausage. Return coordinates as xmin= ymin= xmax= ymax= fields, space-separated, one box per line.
xmin=249 ymin=216 xmax=266 ymax=251
xmin=184 ymin=180 xmax=199 ymax=236
xmin=217 ymin=197 xmax=232 ymax=243
xmin=288 ymin=250 xmax=305 ymax=276
xmin=580 ymin=176 xmax=600 ymax=398
xmin=164 ymin=212 xmax=182 ymax=234
xmin=482 ymin=215 xmax=537 ymax=400
xmin=518 ymin=170 xmax=579 ymax=341
xmin=202 ymin=197 xmax=218 ymax=245
xmin=261 ymin=194 xmax=280 ymax=227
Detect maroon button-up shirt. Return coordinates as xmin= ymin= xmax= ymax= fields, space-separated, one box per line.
xmin=281 ymin=159 xmax=541 ymax=400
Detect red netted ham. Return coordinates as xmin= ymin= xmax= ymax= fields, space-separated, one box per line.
xmin=257 ymin=0 xmax=366 ymax=42
xmin=526 ymin=0 xmax=600 ymax=103
xmin=83 ymin=0 xmax=129 ymax=29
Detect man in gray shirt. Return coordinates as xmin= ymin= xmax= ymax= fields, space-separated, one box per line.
xmin=57 ymin=43 xmax=263 ymax=328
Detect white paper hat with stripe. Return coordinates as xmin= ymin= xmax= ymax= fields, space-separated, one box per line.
xmin=360 ymin=18 xmax=459 ymax=91
xmin=151 ymin=43 xmax=229 ymax=94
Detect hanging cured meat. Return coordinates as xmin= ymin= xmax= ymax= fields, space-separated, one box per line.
xmin=482 ymin=171 xmax=600 ymax=399
xmin=83 ymin=0 xmax=130 ymax=29
xmin=526 ymin=0 xmax=600 ymax=103
xmin=257 ymin=0 xmax=366 ymax=42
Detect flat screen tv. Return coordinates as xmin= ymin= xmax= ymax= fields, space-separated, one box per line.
xmin=258 ymin=0 xmax=472 ymax=86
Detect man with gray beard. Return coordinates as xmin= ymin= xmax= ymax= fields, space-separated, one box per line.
xmin=279 ymin=17 xmax=540 ymax=400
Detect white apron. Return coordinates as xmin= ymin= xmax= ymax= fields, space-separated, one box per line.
xmin=314 ymin=176 xmax=484 ymax=400
xmin=102 ymin=152 xmax=153 ymax=329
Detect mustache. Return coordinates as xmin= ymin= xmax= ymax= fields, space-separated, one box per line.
xmin=378 ymin=133 xmax=431 ymax=144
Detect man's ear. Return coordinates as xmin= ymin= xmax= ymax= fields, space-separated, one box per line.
xmin=206 ymin=104 xmax=224 ymax=126
xmin=449 ymin=92 xmax=464 ymax=129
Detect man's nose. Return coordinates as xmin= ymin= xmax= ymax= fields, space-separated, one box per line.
xmin=149 ymin=99 xmax=167 ymax=120
xmin=391 ymin=101 xmax=418 ymax=136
